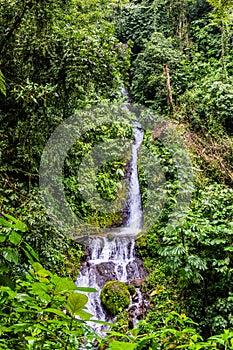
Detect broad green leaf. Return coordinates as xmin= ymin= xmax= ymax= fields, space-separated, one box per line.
xmin=30 ymin=262 xmax=52 ymax=282
xmin=32 ymin=262 xmax=50 ymax=277
xmin=0 ymin=217 xmax=15 ymax=228
xmin=0 ymin=286 xmax=16 ymax=298
xmin=14 ymin=307 xmax=33 ymax=313
xmin=9 ymin=231 xmax=22 ymax=245
xmin=31 ymin=282 xmax=49 ymax=294
xmin=0 ymin=235 xmax=6 ymax=243
xmin=32 ymin=262 xmax=44 ymax=272
xmin=2 ymin=214 xmax=27 ymax=232
xmin=37 ymin=292 xmax=52 ymax=304
xmin=0 ymin=326 xmax=11 ymax=334
xmin=15 ymin=293 xmax=34 ymax=303
xmin=66 ymin=293 xmax=88 ymax=316
xmin=36 ymin=269 xmax=51 ymax=278
xmin=2 ymin=247 xmax=19 ymax=264
xmin=76 ymin=309 xmax=93 ymax=321
xmin=224 ymin=246 xmax=233 ymax=252
xmin=30 ymin=282 xmax=51 ymax=303
xmin=54 ymin=278 xmax=78 ymax=295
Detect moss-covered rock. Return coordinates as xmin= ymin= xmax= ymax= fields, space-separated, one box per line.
xmin=100 ymin=280 xmax=130 ymax=316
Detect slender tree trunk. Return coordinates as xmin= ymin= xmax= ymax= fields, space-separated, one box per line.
xmin=221 ymin=21 xmax=228 ymax=82
xmin=184 ymin=16 xmax=190 ymax=57
xmin=163 ymin=64 xmax=173 ymax=113
xmin=179 ymin=17 xmax=183 ymax=43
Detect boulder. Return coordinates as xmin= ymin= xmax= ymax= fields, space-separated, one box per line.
xmin=100 ymin=280 xmax=130 ymax=316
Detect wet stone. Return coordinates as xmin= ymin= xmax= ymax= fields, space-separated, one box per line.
xmin=92 ymin=262 xmax=117 ymax=288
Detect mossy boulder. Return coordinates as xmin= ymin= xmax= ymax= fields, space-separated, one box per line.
xmin=100 ymin=280 xmax=130 ymax=316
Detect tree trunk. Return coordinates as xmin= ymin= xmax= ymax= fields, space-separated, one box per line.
xmin=163 ymin=64 xmax=173 ymax=112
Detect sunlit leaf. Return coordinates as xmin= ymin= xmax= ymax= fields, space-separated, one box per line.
xmin=2 ymin=247 xmax=19 ymax=264
xmin=9 ymin=231 xmax=22 ymax=245
xmin=66 ymin=293 xmax=88 ymax=317
xmin=54 ymin=278 xmax=78 ymax=295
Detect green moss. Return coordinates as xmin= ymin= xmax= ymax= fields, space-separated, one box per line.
xmin=100 ymin=281 xmax=131 ymax=316
xmin=135 ymin=232 xmax=148 ymax=258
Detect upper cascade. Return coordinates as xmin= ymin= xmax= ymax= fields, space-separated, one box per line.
xmin=126 ymin=122 xmax=144 ymax=233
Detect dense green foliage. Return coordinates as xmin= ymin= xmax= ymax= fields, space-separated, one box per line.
xmin=112 ymin=0 xmax=233 ymax=346
xmin=63 ymin=118 xmax=132 ymax=229
xmin=139 ymin=184 xmax=233 ymax=334
xmin=0 ymin=214 xmax=101 ymax=349
xmin=0 ymin=0 xmax=129 ymax=198
xmin=0 ymin=0 xmax=130 ymax=263
xmin=1 ymin=0 xmax=233 ymax=348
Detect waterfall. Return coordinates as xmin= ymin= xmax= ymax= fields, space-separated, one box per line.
xmin=126 ymin=123 xmax=144 ymax=232
xmin=76 ymin=236 xmax=146 ymax=327
xmin=75 ymin=106 xmax=147 ymax=335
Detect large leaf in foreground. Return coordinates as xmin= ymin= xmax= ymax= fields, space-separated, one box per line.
xmin=66 ymin=293 xmax=88 ymax=317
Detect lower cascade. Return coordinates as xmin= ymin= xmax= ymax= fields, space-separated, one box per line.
xmin=76 ymin=121 xmax=148 ymax=333
xmin=76 ymin=235 xmax=148 ymax=331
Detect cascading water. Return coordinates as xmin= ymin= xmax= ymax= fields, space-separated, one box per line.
xmin=126 ymin=123 xmax=144 ymax=232
xmin=76 ymin=112 xmax=147 ymax=334
xmin=76 ymin=236 xmax=146 ymax=327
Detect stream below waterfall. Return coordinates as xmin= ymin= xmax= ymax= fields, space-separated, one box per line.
xmin=75 ymin=119 xmax=148 ymax=335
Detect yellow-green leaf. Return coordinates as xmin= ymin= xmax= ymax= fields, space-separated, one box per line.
xmin=66 ymin=293 xmax=88 ymax=317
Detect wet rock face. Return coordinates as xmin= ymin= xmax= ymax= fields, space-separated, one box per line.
xmin=128 ymin=278 xmax=145 ymax=288
xmin=127 ymin=290 xmax=149 ymax=329
xmin=91 ymin=262 xmax=117 ymax=288
xmin=85 ymin=257 xmax=148 ymax=289
xmin=126 ymin=257 xmax=148 ymax=282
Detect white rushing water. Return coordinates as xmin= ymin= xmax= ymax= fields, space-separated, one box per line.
xmin=76 ymin=117 xmax=146 ymax=334
xmin=76 ymin=236 xmax=144 ymax=325
xmin=126 ymin=123 xmax=144 ymax=232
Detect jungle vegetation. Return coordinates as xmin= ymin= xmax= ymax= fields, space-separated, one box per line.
xmin=0 ymin=0 xmax=233 ymax=348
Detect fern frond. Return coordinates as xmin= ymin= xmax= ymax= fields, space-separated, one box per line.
xmin=0 ymin=69 xmax=6 ymax=96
